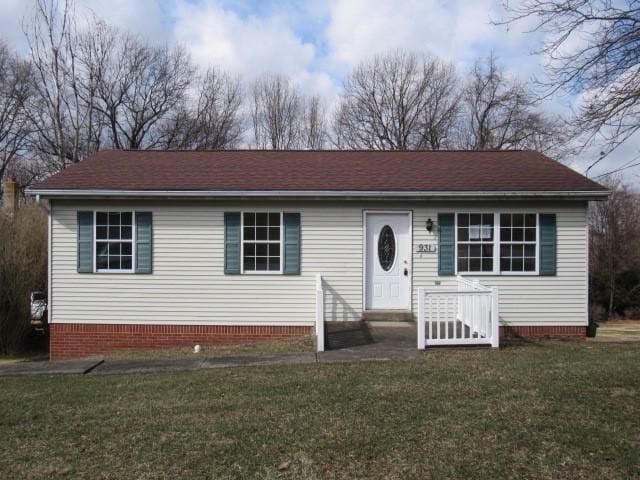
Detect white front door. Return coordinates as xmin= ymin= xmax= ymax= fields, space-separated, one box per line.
xmin=365 ymin=212 xmax=411 ymax=310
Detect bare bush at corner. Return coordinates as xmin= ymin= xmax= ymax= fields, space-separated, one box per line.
xmin=0 ymin=203 xmax=47 ymax=354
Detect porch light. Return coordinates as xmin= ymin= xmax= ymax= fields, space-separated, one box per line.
xmin=426 ymin=218 xmax=433 ymax=232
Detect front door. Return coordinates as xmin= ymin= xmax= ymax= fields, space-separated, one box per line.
xmin=365 ymin=212 xmax=411 ymax=310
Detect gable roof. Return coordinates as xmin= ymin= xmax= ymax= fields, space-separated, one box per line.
xmin=29 ymin=149 xmax=607 ymax=198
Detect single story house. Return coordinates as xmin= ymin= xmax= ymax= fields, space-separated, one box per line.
xmin=27 ymin=150 xmax=608 ymax=360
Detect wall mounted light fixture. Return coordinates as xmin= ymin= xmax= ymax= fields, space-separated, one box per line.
xmin=426 ymin=218 xmax=433 ymax=232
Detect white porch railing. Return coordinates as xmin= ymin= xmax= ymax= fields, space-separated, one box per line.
xmin=417 ymin=276 xmax=499 ymax=349
xmin=315 ymin=274 xmax=325 ymax=352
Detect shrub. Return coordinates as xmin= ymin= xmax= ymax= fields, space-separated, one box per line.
xmin=0 ymin=202 xmax=47 ymax=354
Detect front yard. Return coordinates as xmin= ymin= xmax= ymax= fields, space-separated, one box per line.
xmin=1 ymin=341 xmax=639 ymax=479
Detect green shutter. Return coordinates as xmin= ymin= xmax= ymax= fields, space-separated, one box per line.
xmin=135 ymin=212 xmax=153 ymax=273
xmin=438 ymin=213 xmax=455 ymax=276
xmin=283 ymin=212 xmax=301 ymax=275
xmin=77 ymin=211 xmax=94 ymax=273
xmin=539 ymin=213 xmax=557 ymax=276
xmin=224 ymin=212 xmax=241 ymax=274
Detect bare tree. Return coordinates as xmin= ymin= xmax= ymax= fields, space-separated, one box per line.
xmin=301 ymin=95 xmax=327 ymax=149
xmin=85 ymin=29 xmax=194 ymax=149
xmin=458 ymin=54 xmax=565 ymax=155
xmin=159 ymin=67 xmax=243 ymax=150
xmin=75 ymin=18 xmax=114 ymax=155
xmin=589 ymin=178 xmax=640 ymax=318
xmin=418 ymin=60 xmax=461 ymax=150
xmin=334 ymin=51 xmax=460 ymax=150
xmin=0 ymin=42 xmax=32 ymax=199
xmin=499 ymin=0 xmax=640 ymax=168
xmin=251 ymin=74 xmax=304 ymax=149
xmin=24 ymin=0 xmax=88 ymax=170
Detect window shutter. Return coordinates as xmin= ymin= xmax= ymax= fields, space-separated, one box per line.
xmin=77 ymin=211 xmax=94 ymax=273
xmin=539 ymin=213 xmax=557 ymax=276
xmin=135 ymin=212 xmax=153 ymax=273
xmin=438 ymin=213 xmax=455 ymax=276
xmin=224 ymin=212 xmax=241 ymax=274
xmin=283 ymin=212 xmax=301 ymax=275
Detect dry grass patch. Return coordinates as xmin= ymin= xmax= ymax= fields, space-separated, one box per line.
xmin=1 ymin=341 xmax=639 ymax=479
xmin=95 ymin=335 xmax=315 ymax=361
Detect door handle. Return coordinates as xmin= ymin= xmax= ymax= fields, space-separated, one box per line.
xmin=404 ymin=268 xmax=409 ymax=276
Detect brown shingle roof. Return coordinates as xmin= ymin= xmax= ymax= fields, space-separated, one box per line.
xmin=30 ymin=149 xmax=607 ymax=194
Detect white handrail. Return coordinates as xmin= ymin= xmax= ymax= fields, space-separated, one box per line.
xmin=418 ymin=279 xmax=499 ymax=349
xmin=315 ymin=274 xmax=325 ymax=352
xmin=417 ymin=287 xmax=425 ymax=349
xmin=457 ymin=275 xmax=491 ymax=292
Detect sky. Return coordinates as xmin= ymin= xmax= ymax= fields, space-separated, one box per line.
xmin=1 ymin=0 xmax=638 ymax=184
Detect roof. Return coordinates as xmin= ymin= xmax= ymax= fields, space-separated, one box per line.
xmin=29 ymin=149 xmax=608 ymax=198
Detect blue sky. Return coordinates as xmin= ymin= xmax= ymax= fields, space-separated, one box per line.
xmin=1 ymin=0 xmax=638 ymax=183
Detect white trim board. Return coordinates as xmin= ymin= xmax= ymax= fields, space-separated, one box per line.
xmin=28 ymin=188 xmax=609 ymax=201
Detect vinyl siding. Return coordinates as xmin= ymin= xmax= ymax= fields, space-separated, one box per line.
xmin=412 ymin=201 xmax=588 ymax=326
xmin=50 ymin=199 xmax=588 ymax=327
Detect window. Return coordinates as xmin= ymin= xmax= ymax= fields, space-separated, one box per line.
xmin=457 ymin=213 xmax=494 ymax=273
xmin=454 ymin=212 xmax=539 ymax=275
xmin=242 ymin=212 xmax=282 ymax=272
xmin=500 ymin=213 xmax=537 ymax=272
xmin=95 ymin=212 xmax=133 ymax=271
xmin=378 ymin=225 xmax=396 ymax=271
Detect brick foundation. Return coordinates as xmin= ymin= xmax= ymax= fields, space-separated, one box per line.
xmin=500 ymin=325 xmax=586 ymax=339
xmin=50 ymin=323 xmax=313 ymax=360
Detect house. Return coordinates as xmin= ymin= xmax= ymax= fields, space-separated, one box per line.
xmin=27 ymin=150 xmax=608 ymax=360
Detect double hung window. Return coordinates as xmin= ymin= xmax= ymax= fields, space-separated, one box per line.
xmin=242 ymin=212 xmax=282 ymax=273
xmin=455 ymin=213 xmax=539 ymax=274
xmin=95 ymin=212 xmax=134 ymax=271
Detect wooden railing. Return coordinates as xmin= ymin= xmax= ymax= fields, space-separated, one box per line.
xmin=315 ymin=274 xmax=325 ymax=352
xmin=417 ymin=276 xmax=499 ymax=349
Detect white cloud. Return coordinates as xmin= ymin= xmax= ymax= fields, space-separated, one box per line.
xmin=172 ymin=1 xmax=314 ymax=80
xmin=0 ymin=0 xmax=169 ymax=53
xmin=324 ymin=0 xmax=500 ymax=73
xmin=79 ymin=0 xmax=169 ymax=44
xmin=170 ymin=0 xmax=341 ymax=105
xmin=0 ymin=0 xmax=33 ymax=53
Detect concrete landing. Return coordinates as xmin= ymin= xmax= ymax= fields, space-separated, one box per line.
xmin=321 ymin=322 xmax=421 ymax=361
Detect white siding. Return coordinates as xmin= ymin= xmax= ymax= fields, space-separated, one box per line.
xmin=50 ymin=199 xmax=588 ymax=327
xmin=412 ymin=201 xmax=588 ymax=326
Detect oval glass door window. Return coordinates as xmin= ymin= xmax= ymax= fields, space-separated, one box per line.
xmin=378 ymin=225 xmax=396 ymax=271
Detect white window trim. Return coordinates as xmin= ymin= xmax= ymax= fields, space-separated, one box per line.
xmin=93 ymin=210 xmax=136 ymax=274
xmin=498 ymin=213 xmax=540 ymax=276
xmin=240 ymin=210 xmax=284 ymax=275
xmin=455 ymin=212 xmax=540 ymax=276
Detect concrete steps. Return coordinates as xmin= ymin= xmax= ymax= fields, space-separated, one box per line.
xmin=361 ymin=310 xmax=414 ymax=323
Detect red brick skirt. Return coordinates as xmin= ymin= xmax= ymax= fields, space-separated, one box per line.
xmin=50 ymin=323 xmax=313 ymax=360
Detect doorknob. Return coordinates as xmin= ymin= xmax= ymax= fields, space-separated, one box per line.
xmin=404 ymin=268 xmax=409 ymax=276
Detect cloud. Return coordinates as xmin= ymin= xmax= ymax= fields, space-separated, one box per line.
xmin=324 ymin=0 xmax=500 ymax=73
xmin=79 ymin=0 xmax=169 ymax=44
xmin=0 ymin=0 xmax=33 ymax=53
xmin=170 ymin=0 xmax=341 ymax=104
xmin=173 ymin=1 xmax=312 ymax=79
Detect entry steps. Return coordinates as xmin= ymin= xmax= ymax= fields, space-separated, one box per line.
xmin=361 ymin=310 xmax=414 ymax=323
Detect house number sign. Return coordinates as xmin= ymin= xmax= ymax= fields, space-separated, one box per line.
xmin=415 ymin=244 xmax=437 ymax=253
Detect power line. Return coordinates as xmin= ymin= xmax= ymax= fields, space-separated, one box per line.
xmin=594 ymin=160 xmax=640 ymax=178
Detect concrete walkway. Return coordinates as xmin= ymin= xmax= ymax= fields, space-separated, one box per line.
xmin=0 ymin=358 xmax=104 ymax=376
xmin=0 ymin=324 xmax=422 ymax=377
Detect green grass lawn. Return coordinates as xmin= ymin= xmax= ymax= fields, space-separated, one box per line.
xmin=1 ymin=342 xmax=639 ymax=479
